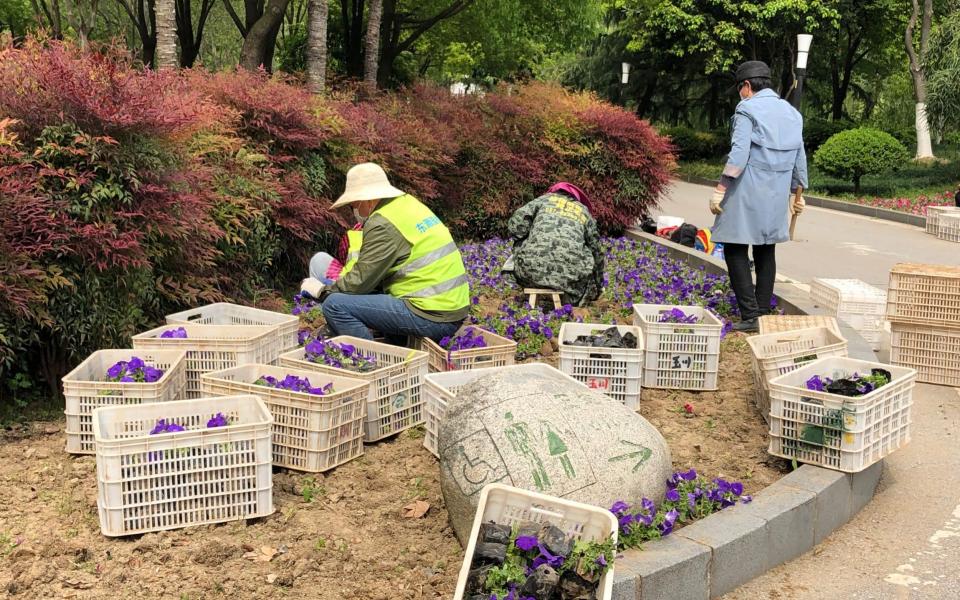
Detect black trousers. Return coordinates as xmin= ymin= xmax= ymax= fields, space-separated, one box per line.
xmin=723 ymin=243 xmax=776 ymax=321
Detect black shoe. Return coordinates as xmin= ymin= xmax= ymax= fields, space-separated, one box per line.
xmin=732 ymin=318 xmax=758 ymax=333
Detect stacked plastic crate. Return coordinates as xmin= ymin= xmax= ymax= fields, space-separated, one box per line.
xmin=809 ymin=279 xmax=887 ymax=350
xmin=886 ymin=263 xmax=960 ymax=387
xmin=924 ymin=205 xmax=960 ymax=237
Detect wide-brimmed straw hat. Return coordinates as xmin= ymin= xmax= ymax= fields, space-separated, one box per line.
xmin=331 ymin=163 xmax=405 ymax=209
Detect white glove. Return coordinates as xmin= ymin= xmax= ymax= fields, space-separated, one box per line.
xmin=709 ymin=188 xmax=724 ymax=215
xmin=790 ymin=192 xmax=805 ymax=216
xmin=300 ymin=277 xmax=326 ymax=299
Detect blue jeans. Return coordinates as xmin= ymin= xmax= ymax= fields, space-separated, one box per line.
xmin=321 ymin=293 xmax=463 ymax=344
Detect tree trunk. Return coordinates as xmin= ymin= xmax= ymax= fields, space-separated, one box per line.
xmin=154 ymin=0 xmax=177 ymax=68
xmin=306 ymin=0 xmax=328 ymax=93
xmin=905 ymin=0 xmax=935 ymax=159
xmin=363 ymin=0 xmax=381 ymax=90
xmin=239 ymin=0 xmax=291 ymax=71
xmin=176 ymin=0 xmax=215 ymax=67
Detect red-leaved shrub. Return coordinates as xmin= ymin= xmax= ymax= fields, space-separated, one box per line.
xmin=0 ymin=40 xmax=674 ymax=401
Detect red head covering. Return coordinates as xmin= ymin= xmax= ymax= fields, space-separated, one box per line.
xmin=548 ymin=182 xmax=591 ymax=211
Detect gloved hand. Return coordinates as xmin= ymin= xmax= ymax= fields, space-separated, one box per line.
xmin=709 ymin=188 xmax=725 ymax=215
xmin=790 ymin=192 xmax=805 ymax=216
xmin=300 ymin=277 xmax=326 ymax=299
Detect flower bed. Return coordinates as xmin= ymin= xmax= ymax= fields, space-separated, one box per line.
xmin=450 ymin=237 xmax=738 ymax=365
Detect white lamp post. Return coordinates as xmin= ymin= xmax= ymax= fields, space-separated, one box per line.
xmin=621 ymin=62 xmax=631 ymax=85
xmin=791 ymin=33 xmax=813 ymax=109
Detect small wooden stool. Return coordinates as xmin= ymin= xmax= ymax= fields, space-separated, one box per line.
xmin=524 ymin=288 xmax=563 ymax=310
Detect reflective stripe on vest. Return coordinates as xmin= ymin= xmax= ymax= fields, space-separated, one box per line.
xmin=340 ymin=229 xmax=363 ymax=277
xmin=373 ymin=195 xmax=470 ymax=312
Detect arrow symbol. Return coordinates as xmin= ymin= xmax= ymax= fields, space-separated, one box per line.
xmin=608 ymin=440 xmax=653 ymax=472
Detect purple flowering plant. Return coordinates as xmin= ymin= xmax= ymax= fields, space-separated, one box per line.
xmin=440 ymin=327 xmax=488 ymax=352
xmin=611 ymin=469 xmax=751 ymax=550
xmin=291 ymin=292 xmax=322 ymax=318
xmin=475 ymin=525 xmax=615 ymax=598
xmin=805 ymin=370 xmax=890 ymax=396
xmin=159 ymin=327 xmax=187 ymax=339
xmin=304 ymin=338 xmax=377 ymax=372
xmin=149 ymin=412 xmax=231 ymax=435
xmin=105 ymin=356 xmax=164 ymax=383
xmin=254 ymin=374 xmax=334 ymax=396
xmin=658 ymin=308 xmax=700 ymax=324
xmin=471 ymin=302 xmax=579 ymax=360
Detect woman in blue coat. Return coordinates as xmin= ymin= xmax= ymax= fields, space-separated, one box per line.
xmin=710 ymin=61 xmax=808 ymax=332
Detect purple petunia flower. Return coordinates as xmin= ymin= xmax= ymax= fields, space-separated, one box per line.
xmin=207 ymin=412 xmax=229 ymax=428
xmin=106 ymin=362 xmax=126 ymax=379
xmin=595 ymin=554 xmax=607 ymax=568
xmin=806 ymin=375 xmax=826 ymax=392
xmin=610 ymin=500 xmax=630 ymax=514
xmin=159 ymin=327 xmax=188 ymax=339
xmin=515 ymin=535 xmax=538 ymax=552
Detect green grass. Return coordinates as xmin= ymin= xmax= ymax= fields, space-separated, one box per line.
xmin=677 ymin=146 xmax=960 ymax=201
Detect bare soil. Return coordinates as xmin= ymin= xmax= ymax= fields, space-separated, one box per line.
xmin=0 ymin=335 xmax=785 ymax=599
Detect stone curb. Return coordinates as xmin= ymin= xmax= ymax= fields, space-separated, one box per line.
xmin=677 ymin=174 xmax=926 ymax=228
xmin=611 ymin=229 xmax=884 ymax=599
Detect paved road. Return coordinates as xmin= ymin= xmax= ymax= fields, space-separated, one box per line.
xmin=653 ymin=180 xmax=959 ymax=289
xmin=655 ymin=180 xmax=960 ymax=599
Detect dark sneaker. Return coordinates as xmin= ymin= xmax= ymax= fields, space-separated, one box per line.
xmin=732 ymin=318 xmax=759 ymax=333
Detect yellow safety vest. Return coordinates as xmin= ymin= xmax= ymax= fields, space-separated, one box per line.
xmin=340 ymin=229 xmax=363 ymax=276
xmin=373 ymin=194 xmax=470 ymax=312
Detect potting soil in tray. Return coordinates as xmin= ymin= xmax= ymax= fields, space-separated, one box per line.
xmin=569 ymin=326 xmax=638 ymax=350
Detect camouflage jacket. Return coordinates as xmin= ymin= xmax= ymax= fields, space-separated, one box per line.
xmin=507 ymin=193 xmax=604 ymax=305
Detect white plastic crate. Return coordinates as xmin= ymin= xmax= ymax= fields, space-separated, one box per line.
xmin=93 ymin=394 xmax=274 ymax=537
xmin=200 ymin=364 xmax=369 ymax=472
xmin=132 ymin=323 xmax=282 ymax=398
xmin=422 ymin=364 xmax=589 ymax=458
xmin=166 ymin=302 xmax=300 ymax=351
xmin=746 ymin=327 xmax=848 ymax=424
xmin=419 ymin=328 xmax=517 ymax=372
xmin=890 ymin=322 xmax=960 ymax=387
xmin=278 ymin=336 xmax=428 ymax=442
xmin=63 ymin=349 xmax=188 ymax=454
xmin=631 ymin=304 xmax=722 ymax=390
xmin=886 ymin=263 xmax=960 ymax=328
xmin=557 ymin=322 xmax=643 ymax=410
xmin=810 ymin=278 xmax=886 ymax=316
xmin=937 ymin=212 xmax=960 ymax=243
xmin=453 ymin=483 xmax=618 ymax=600
xmin=758 ymin=315 xmax=842 ymax=336
xmin=809 ymin=279 xmax=886 ymax=350
xmin=924 ymin=205 xmax=960 ymax=235
xmin=767 ymin=357 xmax=916 ymax=473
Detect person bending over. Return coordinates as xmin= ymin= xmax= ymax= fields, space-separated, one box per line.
xmin=301 ymin=163 xmax=470 ymax=344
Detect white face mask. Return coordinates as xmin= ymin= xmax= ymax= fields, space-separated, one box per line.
xmin=353 ymin=208 xmax=363 ymax=223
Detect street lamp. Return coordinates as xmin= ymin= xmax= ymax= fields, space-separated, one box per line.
xmin=621 ymin=62 xmax=631 ymax=85
xmin=790 ymin=33 xmax=813 ymax=110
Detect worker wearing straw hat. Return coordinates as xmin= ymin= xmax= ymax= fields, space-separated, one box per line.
xmin=301 ymin=163 xmax=470 ymax=343
xmin=710 ymin=60 xmax=808 ymax=333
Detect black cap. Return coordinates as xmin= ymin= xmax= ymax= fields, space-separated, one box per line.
xmin=734 ymin=60 xmax=771 ymax=83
